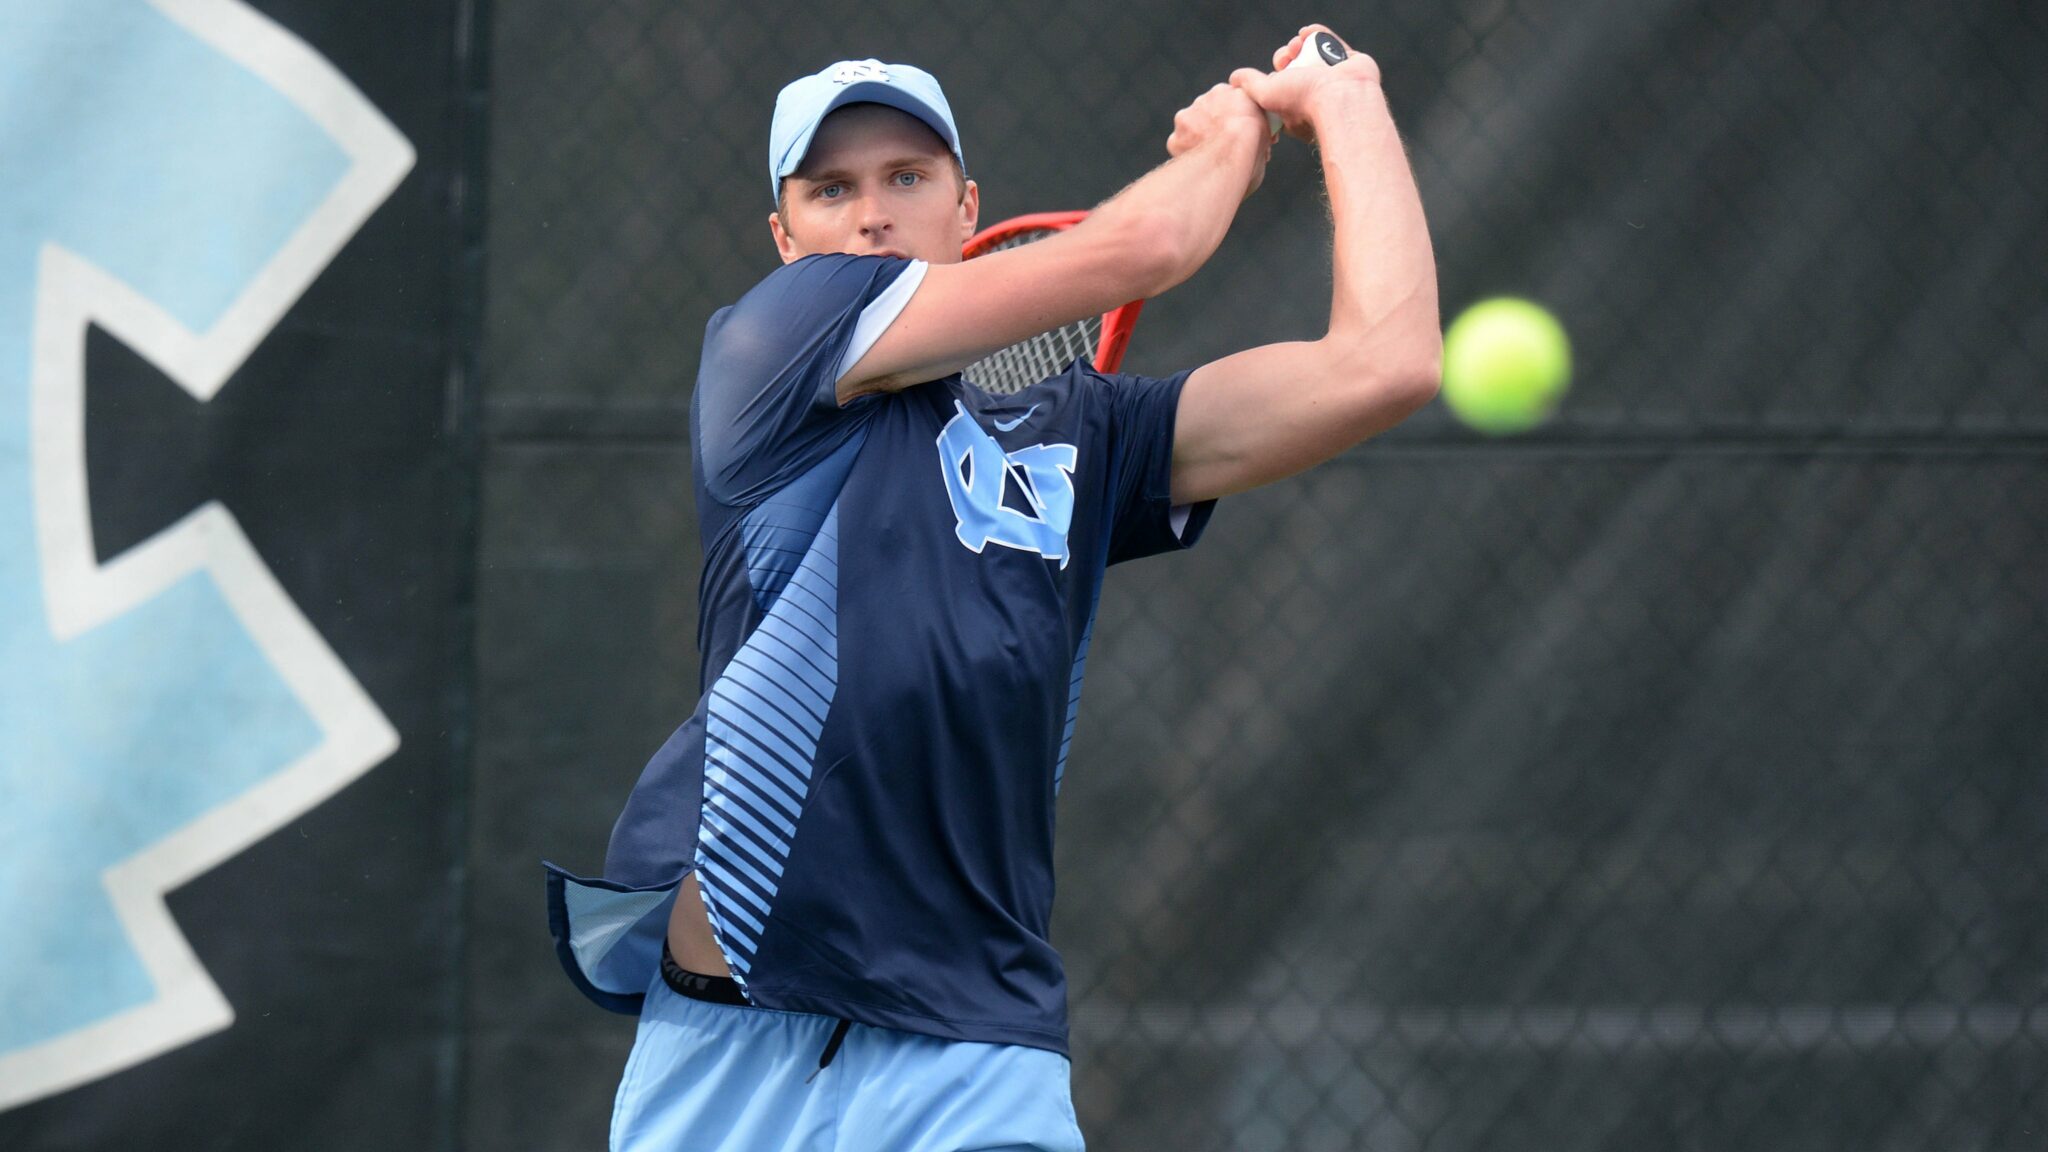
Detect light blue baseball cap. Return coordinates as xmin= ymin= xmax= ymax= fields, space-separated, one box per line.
xmin=769 ymin=59 xmax=967 ymax=205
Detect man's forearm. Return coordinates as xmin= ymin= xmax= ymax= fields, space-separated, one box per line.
xmin=1310 ymin=81 xmax=1440 ymax=373
xmin=1080 ymin=125 xmax=1266 ymax=297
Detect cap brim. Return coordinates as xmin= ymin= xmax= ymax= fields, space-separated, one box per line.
xmin=775 ymin=81 xmax=961 ymax=186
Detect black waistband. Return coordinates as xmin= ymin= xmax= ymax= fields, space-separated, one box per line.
xmin=659 ymin=938 xmax=749 ymax=1006
xmin=658 ymin=938 xmax=853 ymax=1076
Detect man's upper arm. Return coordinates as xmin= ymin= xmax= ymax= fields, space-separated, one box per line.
xmin=698 ymin=254 xmax=915 ymax=504
xmin=1171 ymin=338 xmax=1439 ymax=505
xmin=835 ymin=222 xmax=1167 ymax=402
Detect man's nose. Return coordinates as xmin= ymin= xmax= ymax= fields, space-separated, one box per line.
xmin=855 ymin=193 xmax=892 ymax=234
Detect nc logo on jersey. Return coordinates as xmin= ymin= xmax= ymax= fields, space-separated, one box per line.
xmin=936 ymin=400 xmax=1078 ymax=568
xmin=0 ymin=0 xmax=411 ymax=1111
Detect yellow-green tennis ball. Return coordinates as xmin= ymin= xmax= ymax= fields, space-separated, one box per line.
xmin=1440 ymin=297 xmax=1571 ymax=435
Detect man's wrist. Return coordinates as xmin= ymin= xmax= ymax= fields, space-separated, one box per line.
xmin=1209 ymin=115 xmax=1269 ymax=156
xmin=1178 ymin=118 xmax=1264 ymax=184
xmin=1304 ymin=74 xmax=1386 ymax=126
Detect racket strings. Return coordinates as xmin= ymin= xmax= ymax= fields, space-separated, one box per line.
xmin=960 ymin=228 xmax=1103 ymax=395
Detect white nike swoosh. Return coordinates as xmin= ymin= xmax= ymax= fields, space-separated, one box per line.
xmin=993 ymin=405 xmax=1038 ymax=431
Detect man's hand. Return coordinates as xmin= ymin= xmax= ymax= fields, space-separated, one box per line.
xmin=1170 ymin=24 xmax=1439 ymax=505
xmin=1229 ymin=25 xmax=1383 ymax=146
xmin=1165 ymin=81 xmax=1274 ymax=199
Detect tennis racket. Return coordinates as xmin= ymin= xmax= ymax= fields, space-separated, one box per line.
xmin=1266 ymin=28 xmax=1350 ymax=137
xmin=958 ymin=211 xmax=1145 ymax=393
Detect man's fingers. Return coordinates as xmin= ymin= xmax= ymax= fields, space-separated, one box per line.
xmin=1273 ymin=27 xmax=1313 ymax=71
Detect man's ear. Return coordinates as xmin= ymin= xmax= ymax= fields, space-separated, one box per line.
xmin=769 ymin=209 xmax=801 ymax=264
xmin=957 ymin=178 xmax=981 ymax=247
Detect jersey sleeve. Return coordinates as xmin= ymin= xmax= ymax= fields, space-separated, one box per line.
xmin=1097 ymin=367 xmax=1218 ymax=565
xmin=695 ymin=253 xmax=928 ymax=506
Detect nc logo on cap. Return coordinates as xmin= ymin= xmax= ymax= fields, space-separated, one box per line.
xmin=831 ymin=60 xmax=890 ymax=85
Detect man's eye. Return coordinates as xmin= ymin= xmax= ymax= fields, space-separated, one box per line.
xmin=818 ymin=184 xmax=844 ymax=199
xmin=894 ymin=172 xmax=921 ymax=186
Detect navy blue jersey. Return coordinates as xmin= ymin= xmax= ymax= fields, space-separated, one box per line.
xmin=545 ymin=253 xmax=1215 ymax=1054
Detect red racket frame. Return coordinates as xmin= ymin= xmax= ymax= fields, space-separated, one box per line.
xmin=960 ymin=210 xmax=1146 ymax=374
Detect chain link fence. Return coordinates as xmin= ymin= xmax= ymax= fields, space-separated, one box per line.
xmin=480 ymin=0 xmax=2048 ymax=1147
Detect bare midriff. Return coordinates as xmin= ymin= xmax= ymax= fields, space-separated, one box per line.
xmin=665 ymin=872 xmax=733 ymax=978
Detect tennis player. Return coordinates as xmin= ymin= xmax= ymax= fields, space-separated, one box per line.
xmin=544 ymin=26 xmax=1439 ymax=1151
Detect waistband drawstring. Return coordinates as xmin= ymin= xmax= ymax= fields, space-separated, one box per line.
xmin=805 ymin=1019 xmax=852 ymax=1083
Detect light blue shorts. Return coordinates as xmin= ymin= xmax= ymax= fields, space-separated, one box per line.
xmin=611 ymin=965 xmax=1086 ymax=1152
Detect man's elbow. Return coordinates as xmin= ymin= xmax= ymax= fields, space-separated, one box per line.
xmin=1396 ymin=341 xmax=1443 ymax=413
xmin=1330 ymin=335 xmax=1442 ymax=427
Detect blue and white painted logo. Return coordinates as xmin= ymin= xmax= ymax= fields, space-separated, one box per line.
xmin=935 ymin=399 xmax=1077 ymax=567
xmin=0 ymin=0 xmax=412 ymax=1110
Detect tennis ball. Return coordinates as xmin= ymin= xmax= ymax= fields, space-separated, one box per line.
xmin=1439 ymin=297 xmax=1571 ymax=435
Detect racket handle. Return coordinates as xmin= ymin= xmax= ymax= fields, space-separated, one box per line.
xmin=1265 ymin=29 xmax=1350 ymax=137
